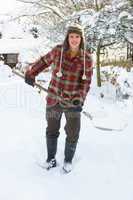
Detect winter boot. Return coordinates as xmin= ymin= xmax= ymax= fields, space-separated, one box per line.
xmin=45 ymin=158 xmax=57 ymax=170
xmin=45 ymin=137 xmax=57 ymax=170
xmin=63 ymin=141 xmax=77 ymax=173
xmin=63 ymin=162 xmax=72 ymax=173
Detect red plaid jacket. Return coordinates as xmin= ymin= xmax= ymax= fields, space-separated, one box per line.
xmin=26 ymin=45 xmax=93 ymax=107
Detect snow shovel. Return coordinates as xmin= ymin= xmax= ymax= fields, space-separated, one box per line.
xmin=12 ymin=69 xmax=127 ymax=132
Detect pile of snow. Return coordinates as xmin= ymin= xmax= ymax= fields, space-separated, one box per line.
xmin=90 ymin=66 xmax=133 ymax=101
xmin=0 ymin=63 xmax=13 ymax=81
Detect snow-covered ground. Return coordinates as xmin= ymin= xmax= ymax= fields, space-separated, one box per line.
xmin=0 ymin=65 xmax=133 ymax=200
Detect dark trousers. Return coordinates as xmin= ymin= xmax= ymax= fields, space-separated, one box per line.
xmin=46 ymin=104 xmax=81 ymax=143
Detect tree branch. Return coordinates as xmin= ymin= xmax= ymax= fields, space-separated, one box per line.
xmin=16 ymin=0 xmax=64 ymax=19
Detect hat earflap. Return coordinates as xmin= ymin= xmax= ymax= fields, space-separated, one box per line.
xmin=56 ymin=47 xmax=63 ymax=78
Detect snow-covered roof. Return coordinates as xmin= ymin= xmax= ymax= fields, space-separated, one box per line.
xmin=0 ymin=38 xmax=40 ymax=54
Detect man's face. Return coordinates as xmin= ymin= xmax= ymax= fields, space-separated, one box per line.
xmin=68 ymin=33 xmax=81 ymax=50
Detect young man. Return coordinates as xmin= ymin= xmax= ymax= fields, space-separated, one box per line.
xmin=25 ymin=24 xmax=93 ymax=173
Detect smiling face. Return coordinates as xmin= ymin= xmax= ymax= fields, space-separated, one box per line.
xmin=68 ymin=33 xmax=82 ymax=51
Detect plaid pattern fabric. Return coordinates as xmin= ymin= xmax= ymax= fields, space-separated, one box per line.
xmin=26 ymin=45 xmax=93 ymax=107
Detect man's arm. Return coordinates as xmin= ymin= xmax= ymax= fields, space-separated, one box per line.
xmin=25 ymin=46 xmax=57 ymax=86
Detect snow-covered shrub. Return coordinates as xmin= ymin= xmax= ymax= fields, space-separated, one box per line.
xmin=92 ymin=66 xmax=133 ymax=101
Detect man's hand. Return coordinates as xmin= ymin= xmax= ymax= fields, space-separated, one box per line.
xmin=72 ymin=99 xmax=81 ymax=106
xmin=25 ymin=71 xmax=35 ymax=86
xmin=72 ymin=98 xmax=83 ymax=106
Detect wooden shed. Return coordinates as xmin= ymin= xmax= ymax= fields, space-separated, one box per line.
xmin=1 ymin=53 xmax=18 ymax=68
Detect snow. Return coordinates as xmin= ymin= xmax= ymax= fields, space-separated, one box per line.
xmin=125 ymin=32 xmax=133 ymax=44
xmin=0 ymin=38 xmax=41 ymax=54
xmin=118 ymin=11 xmax=130 ymax=20
xmin=0 ymin=63 xmax=133 ymax=200
xmin=0 ymin=63 xmax=12 ymax=80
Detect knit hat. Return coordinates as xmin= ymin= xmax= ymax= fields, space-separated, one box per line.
xmin=56 ymin=24 xmax=87 ymax=80
xmin=67 ymin=24 xmax=84 ymax=35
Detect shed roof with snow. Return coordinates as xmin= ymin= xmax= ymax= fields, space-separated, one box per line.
xmin=0 ymin=38 xmax=39 ymax=67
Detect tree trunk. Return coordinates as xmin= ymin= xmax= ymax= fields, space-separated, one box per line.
xmin=96 ymin=41 xmax=101 ymax=87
